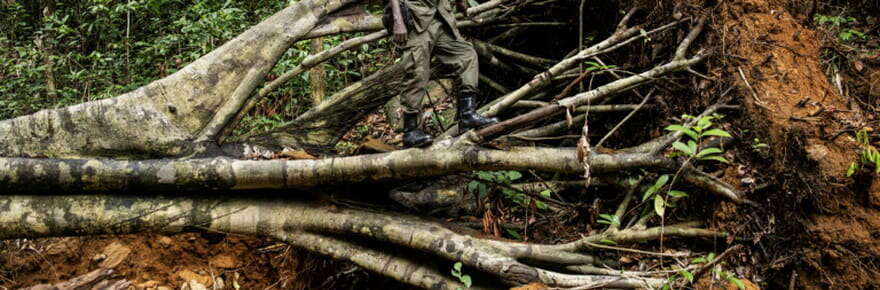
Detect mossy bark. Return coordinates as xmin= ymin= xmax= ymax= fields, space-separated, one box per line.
xmin=0 ymin=147 xmax=673 ymax=194
xmin=0 ymin=194 xmax=665 ymax=288
xmin=0 ymin=0 xmax=357 ymax=159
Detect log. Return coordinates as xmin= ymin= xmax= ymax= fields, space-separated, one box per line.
xmin=0 ymin=194 xmax=677 ymax=289
xmin=0 ymin=0 xmax=358 ymax=159
xmin=0 ymin=147 xmax=673 ymax=194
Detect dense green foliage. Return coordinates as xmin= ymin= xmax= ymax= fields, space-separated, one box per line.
xmin=0 ymin=0 xmax=392 ymax=132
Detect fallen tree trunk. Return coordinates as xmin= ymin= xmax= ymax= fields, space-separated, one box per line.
xmin=2 ymin=194 xmax=722 ymax=289
xmin=0 ymin=147 xmax=672 ymax=194
xmin=0 ymin=0 xmax=358 ymax=159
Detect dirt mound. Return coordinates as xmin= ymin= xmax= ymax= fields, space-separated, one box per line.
xmin=718 ymin=0 xmax=879 ymax=288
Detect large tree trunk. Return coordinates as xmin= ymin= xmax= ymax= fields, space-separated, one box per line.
xmin=1 ymin=194 xmax=711 ymax=289
xmin=0 ymin=0 xmax=356 ymax=159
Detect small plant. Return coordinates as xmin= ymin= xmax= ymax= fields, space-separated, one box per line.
xmin=712 ymin=266 xmax=745 ymax=290
xmin=814 ymin=14 xmax=867 ymax=42
xmin=665 ymin=113 xmax=732 ymax=163
xmin=693 ymin=253 xmax=746 ymax=290
xmin=813 ymin=14 xmax=856 ymax=26
xmin=355 ymin=124 xmax=370 ymax=134
xmin=641 ymin=175 xmax=688 ymax=217
xmin=583 ymin=61 xmax=617 ymax=72
xmin=505 ymin=228 xmax=523 ymax=240
xmin=846 ymin=128 xmax=879 ymax=177
xmin=468 ymin=171 xmax=550 ymax=210
xmin=451 ymin=262 xmax=473 ymax=289
xmin=661 ymin=268 xmax=695 ymax=290
xmin=597 ymin=213 xmax=621 ymax=228
xmin=839 ymin=28 xmax=867 ymax=42
xmin=750 ymin=138 xmax=769 ymax=153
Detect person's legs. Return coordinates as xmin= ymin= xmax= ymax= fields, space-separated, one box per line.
xmin=434 ymin=26 xmax=498 ymax=132
xmin=398 ymin=19 xmax=436 ymax=147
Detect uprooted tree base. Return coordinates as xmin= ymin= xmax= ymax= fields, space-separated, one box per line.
xmin=2 ymin=0 xmax=879 ymax=289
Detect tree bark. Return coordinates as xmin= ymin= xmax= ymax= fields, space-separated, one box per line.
xmin=309 ymin=37 xmax=327 ymax=105
xmin=0 ymin=147 xmax=673 ymax=194
xmin=0 ymin=0 xmax=357 ymax=159
xmin=0 ymin=194 xmax=672 ymax=289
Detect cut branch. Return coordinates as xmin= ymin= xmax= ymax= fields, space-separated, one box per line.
xmin=0 ymin=147 xmax=673 ymax=194
xmin=477 ymin=53 xmax=707 ymax=138
xmin=0 ymin=195 xmax=669 ymax=288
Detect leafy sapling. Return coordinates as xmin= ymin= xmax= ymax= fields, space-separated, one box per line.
xmin=451 ymin=262 xmax=473 ymax=289
xmin=846 ymin=128 xmax=879 ymax=177
xmin=691 ymin=252 xmax=746 ymax=290
xmin=597 ymin=213 xmax=621 ymax=228
xmin=641 ymin=175 xmax=689 ymax=217
xmin=665 ymin=113 xmax=732 ymax=163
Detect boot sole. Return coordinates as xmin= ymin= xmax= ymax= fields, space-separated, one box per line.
xmin=405 ymin=139 xmax=433 ymax=148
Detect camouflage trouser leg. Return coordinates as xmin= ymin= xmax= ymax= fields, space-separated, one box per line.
xmin=399 ymin=16 xmax=478 ymax=113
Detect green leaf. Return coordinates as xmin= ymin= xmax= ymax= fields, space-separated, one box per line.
xmin=654 ymin=194 xmax=666 ymax=217
xmin=535 ymin=200 xmax=548 ymax=210
xmin=477 ymin=183 xmax=488 ymax=198
xmin=700 ymin=155 xmax=730 ymax=163
xmin=688 ymin=140 xmax=698 ymax=156
xmin=506 ymin=228 xmax=522 ymax=240
xmin=643 ymin=175 xmax=670 ymax=201
xmin=467 ymin=181 xmax=480 ymax=193
xmin=846 ymin=162 xmax=858 ymax=177
xmin=668 ymin=190 xmax=689 ymax=198
xmin=461 ymin=275 xmax=472 ymax=288
xmin=691 ymin=257 xmax=708 ymax=264
xmin=875 ymin=158 xmax=880 ymax=174
xmin=476 ymin=171 xmax=494 ymax=181
xmin=696 ymin=147 xmax=724 ymax=158
xmin=665 ymin=125 xmax=698 ymax=140
xmin=454 ymin=262 xmax=463 ymax=272
xmin=539 ymin=189 xmax=553 ymax=198
xmin=697 ymin=116 xmax=713 ymax=131
xmin=506 ymin=171 xmax=522 ymax=181
xmin=672 ymin=141 xmax=694 ymax=156
xmin=702 ymin=128 xmax=732 ymax=138
xmin=655 ymin=174 xmax=670 ymax=188
xmin=680 ymin=269 xmax=694 ymax=282
xmin=729 ymin=277 xmax=746 ymax=290
xmin=707 ymin=252 xmax=716 ymax=261
xmin=599 ymin=239 xmax=617 ymax=245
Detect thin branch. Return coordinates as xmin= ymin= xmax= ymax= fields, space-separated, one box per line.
xmin=596 ymin=88 xmax=655 ymax=148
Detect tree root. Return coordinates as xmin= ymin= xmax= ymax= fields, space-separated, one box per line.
xmin=20 ymin=268 xmax=130 ymax=290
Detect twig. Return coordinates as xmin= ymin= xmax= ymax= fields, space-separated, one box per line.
xmin=737 ymin=67 xmax=768 ymax=109
xmin=608 ymin=176 xmax=642 ymax=232
xmin=596 ymin=88 xmax=655 ymax=148
xmin=583 ymin=241 xmax=691 ymax=257
xmin=473 ymin=39 xmax=557 ymax=67
xmin=674 ymin=16 xmax=706 ymax=61
xmin=691 ymin=244 xmax=744 ymax=281
xmin=552 ymin=69 xmax=592 ymax=102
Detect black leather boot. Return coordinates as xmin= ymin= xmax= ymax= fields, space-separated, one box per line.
xmin=403 ymin=112 xmax=433 ymax=148
xmin=457 ymin=94 xmax=499 ymax=131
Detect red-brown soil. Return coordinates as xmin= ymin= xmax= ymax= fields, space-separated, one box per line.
xmin=717 ymin=0 xmax=879 ymax=288
xmin=0 ymin=234 xmax=335 ymax=289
